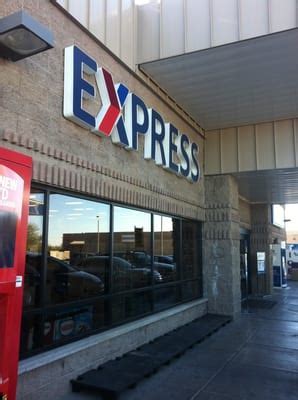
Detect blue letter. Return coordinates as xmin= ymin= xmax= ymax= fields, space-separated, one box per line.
xmin=73 ymin=46 xmax=97 ymax=128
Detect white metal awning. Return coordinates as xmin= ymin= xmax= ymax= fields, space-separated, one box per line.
xmin=140 ymin=28 xmax=298 ymax=131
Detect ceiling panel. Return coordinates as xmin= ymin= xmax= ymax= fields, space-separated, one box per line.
xmin=235 ymin=169 xmax=298 ymax=204
xmin=140 ymin=28 xmax=298 ymax=130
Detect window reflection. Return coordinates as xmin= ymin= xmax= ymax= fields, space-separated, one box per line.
xmin=113 ymin=207 xmax=154 ymax=291
xmin=42 ymin=300 xmax=105 ymax=347
xmin=47 ymin=194 xmax=110 ymax=304
xmin=24 ymin=191 xmax=44 ymax=309
xmin=111 ymin=291 xmax=152 ymax=324
xmin=181 ymin=220 xmax=201 ymax=279
xmin=154 ymin=285 xmax=180 ymax=312
xmin=20 ymin=314 xmax=42 ymax=355
xmin=22 ymin=188 xmax=203 ymax=358
xmin=153 ymin=215 xmax=179 ymax=283
xmin=181 ymin=281 xmax=201 ymax=301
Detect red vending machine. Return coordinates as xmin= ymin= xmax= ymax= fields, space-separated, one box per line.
xmin=0 ymin=147 xmax=32 ymax=400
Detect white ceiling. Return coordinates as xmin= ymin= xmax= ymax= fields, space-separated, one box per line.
xmin=140 ymin=28 xmax=298 ymax=131
xmin=234 ymin=168 xmax=298 ymax=204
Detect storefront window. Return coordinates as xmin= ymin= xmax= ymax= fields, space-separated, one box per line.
xmin=24 ymin=191 xmax=44 ymax=309
xmin=20 ymin=314 xmax=42 ymax=356
xmin=47 ymin=194 xmax=110 ymax=304
xmin=111 ymin=291 xmax=152 ymax=324
xmin=181 ymin=281 xmax=201 ymax=301
xmin=113 ymin=207 xmax=152 ymax=291
xmin=153 ymin=215 xmax=179 ymax=283
xmin=181 ymin=220 xmax=201 ymax=279
xmin=154 ymin=285 xmax=180 ymax=312
xmin=21 ymin=188 xmax=203 ymax=358
xmin=42 ymin=300 xmax=105 ymax=348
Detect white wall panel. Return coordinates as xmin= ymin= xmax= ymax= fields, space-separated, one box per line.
xmin=275 ymin=120 xmax=295 ymax=168
xmin=256 ymin=123 xmax=275 ymax=170
xmin=55 ymin=0 xmax=298 ymax=66
xmin=106 ymin=0 xmax=121 ymax=57
xmin=89 ymin=0 xmax=106 ymax=43
xmin=270 ymin=0 xmax=296 ymax=33
xmin=137 ymin=2 xmax=160 ymax=63
xmin=161 ymin=0 xmax=185 ymax=57
xmin=121 ymin=0 xmax=135 ymax=68
xmin=205 ymin=130 xmax=221 ymax=174
xmin=185 ymin=0 xmax=211 ymax=52
xmin=68 ymin=0 xmax=88 ymax=27
xmin=238 ymin=126 xmax=256 ymax=172
xmin=295 ymin=120 xmax=298 ymax=167
xmin=57 ymin=0 xmax=68 ymax=7
xmin=206 ymin=119 xmax=298 ymax=175
xmin=211 ymin=0 xmax=238 ymax=46
xmin=221 ymin=128 xmax=238 ymax=173
xmin=239 ymin=0 xmax=268 ymax=39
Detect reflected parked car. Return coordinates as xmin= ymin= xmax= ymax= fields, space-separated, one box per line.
xmin=78 ymin=256 xmax=162 ymax=291
xmin=154 ymin=255 xmax=174 ymax=264
xmin=124 ymin=251 xmax=176 ymax=282
xmin=24 ymin=253 xmax=104 ymax=306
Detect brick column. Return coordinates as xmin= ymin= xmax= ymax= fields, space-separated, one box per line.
xmin=203 ymin=175 xmax=241 ymax=315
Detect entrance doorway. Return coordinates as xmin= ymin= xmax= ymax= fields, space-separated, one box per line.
xmin=240 ymin=233 xmax=250 ymax=300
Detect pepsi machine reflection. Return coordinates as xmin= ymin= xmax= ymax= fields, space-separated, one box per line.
xmin=0 ymin=211 xmax=17 ymax=268
xmin=63 ymin=46 xmax=200 ymax=183
xmin=272 ymin=243 xmax=287 ymax=288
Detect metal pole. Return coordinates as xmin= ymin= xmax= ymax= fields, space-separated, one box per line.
xmin=161 ymin=216 xmax=163 ymax=255
xmin=97 ymin=215 xmax=100 ymax=254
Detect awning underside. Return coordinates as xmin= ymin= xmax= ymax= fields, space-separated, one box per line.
xmin=140 ymin=29 xmax=298 ymax=131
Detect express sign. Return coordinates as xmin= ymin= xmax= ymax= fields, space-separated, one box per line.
xmin=63 ymin=46 xmax=200 ymax=183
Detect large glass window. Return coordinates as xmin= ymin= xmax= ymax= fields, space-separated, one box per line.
xmin=181 ymin=220 xmax=201 ymax=280
xmin=21 ymin=188 xmax=203 ymax=358
xmin=47 ymin=194 xmax=110 ymax=304
xmin=153 ymin=215 xmax=179 ymax=283
xmin=113 ymin=207 xmax=152 ymax=291
xmin=24 ymin=191 xmax=44 ymax=309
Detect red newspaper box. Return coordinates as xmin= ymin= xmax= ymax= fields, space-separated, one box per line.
xmin=0 ymin=147 xmax=32 ymax=400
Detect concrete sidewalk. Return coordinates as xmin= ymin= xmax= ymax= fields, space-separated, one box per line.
xmin=61 ymin=281 xmax=298 ymax=400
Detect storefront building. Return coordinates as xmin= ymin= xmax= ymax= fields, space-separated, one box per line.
xmin=0 ymin=1 xmax=292 ymax=399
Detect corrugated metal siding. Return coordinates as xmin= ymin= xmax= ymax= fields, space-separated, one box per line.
xmin=140 ymin=0 xmax=297 ymax=62
xmin=136 ymin=1 xmax=160 ymax=63
xmin=205 ymin=119 xmax=298 ymax=175
xmin=56 ymin=0 xmax=297 ymax=67
xmin=56 ymin=0 xmax=136 ymax=69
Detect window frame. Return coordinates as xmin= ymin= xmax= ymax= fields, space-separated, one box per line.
xmin=21 ymin=183 xmax=203 ymax=359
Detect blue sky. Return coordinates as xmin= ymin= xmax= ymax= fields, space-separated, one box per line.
xmin=285 ymin=204 xmax=298 ymax=232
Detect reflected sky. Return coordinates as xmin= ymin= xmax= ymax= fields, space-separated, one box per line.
xmin=285 ymin=204 xmax=298 ymax=232
xmin=114 ymin=206 xmax=151 ymax=232
xmin=45 ymin=195 xmax=174 ymax=247
xmin=48 ymin=195 xmax=110 ymax=246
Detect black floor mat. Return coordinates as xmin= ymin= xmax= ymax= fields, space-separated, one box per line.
xmin=71 ymin=314 xmax=231 ymax=400
xmin=242 ymin=298 xmax=277 ymax=309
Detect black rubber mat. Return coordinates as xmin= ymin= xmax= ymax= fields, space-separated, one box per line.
xmin=71 ymin=314 xmax=231 ymax=400
xmin=242 ymin=298 xmax=277 ymax=309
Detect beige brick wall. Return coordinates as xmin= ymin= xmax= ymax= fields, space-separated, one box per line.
xmin=0 ymin=0 xmax=205 ymax=221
